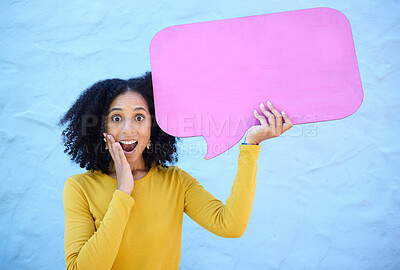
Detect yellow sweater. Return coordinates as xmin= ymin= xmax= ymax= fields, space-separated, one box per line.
xmin=63 ymin=144 xmax=260 ymax=269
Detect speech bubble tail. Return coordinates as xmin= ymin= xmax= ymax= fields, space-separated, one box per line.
xmin=203 ymin=134 xmax=244 ymax=160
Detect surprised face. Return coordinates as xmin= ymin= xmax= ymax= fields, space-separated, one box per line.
xmin=105 ymin=91 xmax=152 ymax=167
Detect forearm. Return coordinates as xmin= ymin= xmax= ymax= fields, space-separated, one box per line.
xmin=184 ymin=144 xmax=260 ymax=238
xmin=64 ymin=189 xmax=134 ymax=270
xmin=216 ymin=144 xmax=260 ymax=237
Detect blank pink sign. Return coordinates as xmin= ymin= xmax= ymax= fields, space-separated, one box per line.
xmin=149 ymin=7 xmax=363 ymax=159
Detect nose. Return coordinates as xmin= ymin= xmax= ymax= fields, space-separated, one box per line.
xmin=121 ymin=118 xmax=137 ymax=134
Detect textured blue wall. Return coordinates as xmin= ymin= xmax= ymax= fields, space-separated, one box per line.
xmin=1 ymin=0 xmax=399 ymax=269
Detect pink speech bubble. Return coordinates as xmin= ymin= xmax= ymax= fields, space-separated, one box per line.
xmin=149 ymin=7 xmax=363 ymax=159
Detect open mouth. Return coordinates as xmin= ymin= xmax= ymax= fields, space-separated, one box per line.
xmin=119 ymin=140 xmax=138 ymax=154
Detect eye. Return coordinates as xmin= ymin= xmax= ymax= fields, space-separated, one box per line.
xmin=136 ymin=115 xmax=145 ymax=121
xmin=111 ymin=115 xmax=122 ymax=122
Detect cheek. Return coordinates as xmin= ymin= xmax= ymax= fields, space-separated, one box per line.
xmin=105 ymin=121 xmax=119 ymax=134
xmin=141 ymin=123 xmax=151 ymax=139
xmin=144 ymin=122 xmax=152 ymax=137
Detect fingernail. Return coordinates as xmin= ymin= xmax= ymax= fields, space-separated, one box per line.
xmin=103 ymin=138 xmax=106 ymax=142
xmin=267 ymin=101 xmax=272 ymax=106
xmin=282 ymin=111 xmax=286 ymax=115
xmin=254 ymin=109 xmax=258 ymax=114
xmin=260 ymin=103 xmax=265 ymax=108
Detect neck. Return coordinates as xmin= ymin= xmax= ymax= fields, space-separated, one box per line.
xmin=108 ymin=156 xmax=149 ymax=174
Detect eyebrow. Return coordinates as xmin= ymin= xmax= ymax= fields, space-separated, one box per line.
xmin=108 ymin=107 xmax=148 ymax=114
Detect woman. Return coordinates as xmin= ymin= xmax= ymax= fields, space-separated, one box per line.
xmin=59 ymin=71 xmax=293 ymax=269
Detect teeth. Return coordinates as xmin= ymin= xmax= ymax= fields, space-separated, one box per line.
xmin=120 ymin=140 xmax=137 ymax=144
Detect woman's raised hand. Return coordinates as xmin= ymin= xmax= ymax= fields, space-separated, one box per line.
xmin=103 ymin=133 xmax=134 ymax=195
xmin=244 ymin=101 xmax=294 ymax=145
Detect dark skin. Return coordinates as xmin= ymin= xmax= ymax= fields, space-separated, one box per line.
xmin=103 ymin=92 xmax=152 ymax=194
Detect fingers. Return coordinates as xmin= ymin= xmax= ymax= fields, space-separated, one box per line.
xmin=104 ymin=133 xmax=130 ymax=168
xmin=109 ymin=134 xmax=123 ymax=166
xmin=282 ymin=111 xmax=294 ymax=132
xmin=103 ymin=133 xmax=113 ymax=156
xmin=266 ymin=101 xmax=283 ymax=135
xmin=259 ymin=103 xmax=275 ymax=134
xmin=115 ymin=140 xmax=130 ymax=166
xmin=256 ymin=101 xmax=294 ymax=136
xmin=253 ymin=109 xmax=268 ymax=126
xmin=104 ymin=133 xmax=121 ymax=165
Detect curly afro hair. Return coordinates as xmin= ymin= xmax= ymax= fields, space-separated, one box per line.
xmin=58 ymin=71 xmax=180 ymax=174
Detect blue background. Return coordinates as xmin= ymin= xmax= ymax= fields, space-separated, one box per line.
xmin=1 ymin=0 xmax=399 ymax=269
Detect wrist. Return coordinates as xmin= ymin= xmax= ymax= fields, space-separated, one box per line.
xmin=244 ymin=134 xmax=259 ymax=145
xmin=118 ymin=187 xmax=133 ymax=195
xmin=242 ymin=142 xmax=259 ymax=145
xmin=243 ymin=138 xmax=259 ymax=145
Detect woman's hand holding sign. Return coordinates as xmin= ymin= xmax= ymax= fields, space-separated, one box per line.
xmin=244 ymin=101 xmax=293 ymax=145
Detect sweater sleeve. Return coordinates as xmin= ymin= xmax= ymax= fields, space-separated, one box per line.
xmin=63 ymin=178 xmax=134 ymax=270
xmin=183 ymin=144 xmax=261 ymax=238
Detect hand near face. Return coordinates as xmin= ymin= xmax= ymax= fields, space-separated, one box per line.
xmin=244 ymin=101 xmax=293 ymax=145
xmin=104 ymin=133 xmax=134 ymax=195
